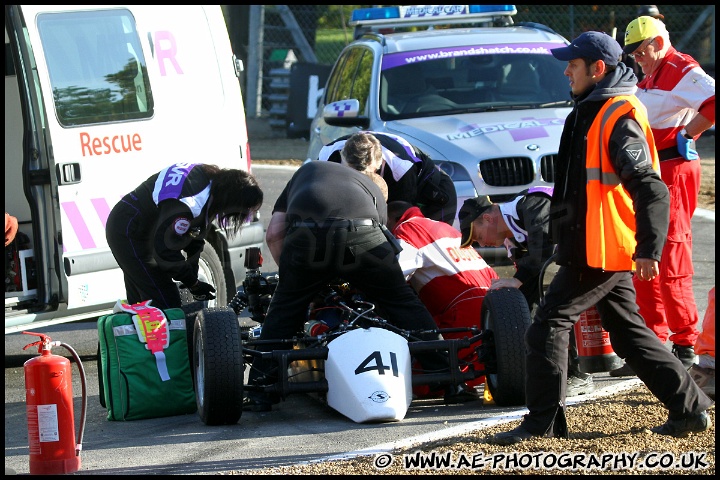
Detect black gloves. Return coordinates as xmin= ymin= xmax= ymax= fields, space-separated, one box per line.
xmin=181 ymin=280 xmax=216 ymax=301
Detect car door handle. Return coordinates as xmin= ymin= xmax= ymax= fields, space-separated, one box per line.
xmin=57 ymin=163 xmax=82 ymax=185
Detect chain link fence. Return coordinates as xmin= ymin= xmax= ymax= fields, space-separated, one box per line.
xmin=235 ymin=5 xmax=715 ymax=130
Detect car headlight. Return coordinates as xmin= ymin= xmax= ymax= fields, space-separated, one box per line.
xmin=435 ymin=161 xmax=472 ymax=182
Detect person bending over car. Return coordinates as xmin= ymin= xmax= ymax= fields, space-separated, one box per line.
xmin=387 ymin=200 xmax=499 ymax=402
xmin=458 ymin=189 xmax=596 ymax=398
xmin=106 ymin=162 xmax=263 ymax=309
xmin=244 ymin=134 xmax=456 ymax=412
xmin=318 ymin=131 xmax=457 ymax=226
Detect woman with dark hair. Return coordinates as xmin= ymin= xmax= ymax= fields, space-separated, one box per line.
xmin=106 ymin=163 xmax=263 ymax=309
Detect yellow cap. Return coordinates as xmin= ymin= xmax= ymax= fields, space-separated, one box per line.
xmin=623 ymin=16 xmax=668 ymax=54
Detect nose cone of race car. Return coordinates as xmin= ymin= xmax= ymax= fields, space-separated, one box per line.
xmin=325 ymin=327 xmax=413 ymax=423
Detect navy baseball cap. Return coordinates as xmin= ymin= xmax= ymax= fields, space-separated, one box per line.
xmin=551 ymin=31 xmax=623 ymax=66
xmin=458 ymin=196 xmax=493 ymax=248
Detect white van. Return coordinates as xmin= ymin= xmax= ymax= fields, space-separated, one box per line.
xmin=5 ymin=5 xmax=263 ymax=334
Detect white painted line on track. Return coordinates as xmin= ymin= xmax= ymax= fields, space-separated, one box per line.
xmin=252 ymin=164 xmax=300 ymax=171
xmin=693 ymin=208 xmax=715 ymax=221
xmin=314 ymin=378 xmax=644 ymax=464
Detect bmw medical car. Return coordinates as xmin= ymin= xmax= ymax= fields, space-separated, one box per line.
xmin=306 ymin=5 xmax=572 ymax=263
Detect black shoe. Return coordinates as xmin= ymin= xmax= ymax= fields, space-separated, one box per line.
xmin=491 ymin=425 xmax=545 ymax=446
xmin=609 ymin=363 xmax=636 ymax=377
xmin=444 ymin=384 xmax=481 ymax=404
xmin=242 ymin=396 xmax=272 ymax=412
xmin=567 ymin=374 xmax=595 ymax=396
xmin=651 ymin=411 xmax=710 ymax=438
xmin=672 ymin=344 xmax=696 ymax=370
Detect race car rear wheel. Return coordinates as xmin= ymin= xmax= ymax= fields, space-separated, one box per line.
xmin=194 ymin=307 xmax=244 ymax=425
xmin=481 ymin=287 xmax=531 ymax=406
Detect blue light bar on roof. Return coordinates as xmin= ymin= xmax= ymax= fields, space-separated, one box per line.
xmin=349 ymin=5 xmax=516 ymax=27
xmin=351 ymin=6 xmax=401 ymax=24
xmin=468 ymin=5 xmax=516 ymax=15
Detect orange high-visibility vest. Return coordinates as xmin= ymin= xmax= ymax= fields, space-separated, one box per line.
xmin=585 ymin=95 xmax=660 ymax=271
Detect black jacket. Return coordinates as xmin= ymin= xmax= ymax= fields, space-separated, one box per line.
xmin=114 ymin=163 xmax=210 ymax=285
xmin=501 ymin=188 xmax=555 ymax=286
xmin=318 ymin=132 xmax=455 ymax=212
xmin=550 ymin=63 xmax=670 ymax=268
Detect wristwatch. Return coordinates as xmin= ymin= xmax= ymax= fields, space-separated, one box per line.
xmin=680 ymin=128 xmax=693 ymax=140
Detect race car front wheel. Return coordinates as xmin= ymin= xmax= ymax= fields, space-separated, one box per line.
xmin=481 ymin=287 xmax=531 ymax=406
xmin=194 ymin=307 xmax=244 ymax=425
xmin=181 ymin=240 xmax=236 ymax=365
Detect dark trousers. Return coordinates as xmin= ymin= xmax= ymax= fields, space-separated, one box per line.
xmin=106 ymin=199 xmax=181 ymax=310
xmin=249 ymin=224 xmax=449 ymax=387
xmin=521 ymin=265 xmax=713 ymax=436
xmin=519 ymin=267 xmax=584 ymax=378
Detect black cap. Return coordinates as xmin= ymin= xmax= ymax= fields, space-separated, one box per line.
xmin=637 ymin=5 xmax=664 ymax=20
xmin=458 ymin=196 xmax=493 ymax=248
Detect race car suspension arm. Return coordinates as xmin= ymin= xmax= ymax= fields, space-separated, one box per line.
xmin=244 ymin=347 xmax=330 ymax=399
xmin=408 ymin=332 xmax=489 ymax=386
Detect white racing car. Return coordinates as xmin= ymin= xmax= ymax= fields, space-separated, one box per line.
xmin=186 ymin=248 xmax=531 ymax=426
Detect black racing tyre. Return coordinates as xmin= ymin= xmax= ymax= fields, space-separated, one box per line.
xmin=197 ymin=241 xmax=235 ymax=307
xmin=481 ymin=287 xmax=532 ymax=406
xmin=180 ymin=241 xmax=235 ymax=312
xmin=194 ymin=307 xmax=244 ymax=425
xmin=180 ymin=241 xmax=236 ymax=363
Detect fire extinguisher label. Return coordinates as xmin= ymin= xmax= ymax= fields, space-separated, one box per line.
xmin=36 ymin=404 xmax=60 ymax=442
xmin=26 ymin=405 xmax=40 ymax=455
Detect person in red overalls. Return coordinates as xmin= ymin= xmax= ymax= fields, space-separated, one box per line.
xmin=613 ymin=15 xmax=716 ymax=375
xmin=387 ymin=200 xmax=499 ymax=403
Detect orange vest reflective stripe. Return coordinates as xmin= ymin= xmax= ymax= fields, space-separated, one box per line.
xmin=585 ymin=95 xmax=660 ymax=271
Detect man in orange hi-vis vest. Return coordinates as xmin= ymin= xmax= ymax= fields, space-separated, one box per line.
xmin=490 ymin=31 xmax=713 ymax=446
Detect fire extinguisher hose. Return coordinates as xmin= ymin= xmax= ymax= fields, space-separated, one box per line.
xmin=56 ymin=341 xmax=88 ymax=457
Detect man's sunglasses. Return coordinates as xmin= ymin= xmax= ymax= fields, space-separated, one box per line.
xmin=629 ymin=37 xmax=656 ymax=59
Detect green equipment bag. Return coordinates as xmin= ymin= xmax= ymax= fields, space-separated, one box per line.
xmin=97 ymin=300 xmax=196 ymax=421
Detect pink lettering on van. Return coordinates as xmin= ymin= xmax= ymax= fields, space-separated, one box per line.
xmin=155 ymin=31 xmax=183 ymax=76
xmin=79 ymin=132 xmax=142 ymax=156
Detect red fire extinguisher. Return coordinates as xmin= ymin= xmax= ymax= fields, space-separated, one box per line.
xmin=573 ymin=306 xmax=623 ymax=373
xmin=539 ymin=255 xmax=623 ymax=374
xmin=22 ymin=331 xmax=88 ymax=475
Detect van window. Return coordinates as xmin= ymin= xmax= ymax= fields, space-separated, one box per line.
xmin=37 ymin=9 xmax=153 ymax=126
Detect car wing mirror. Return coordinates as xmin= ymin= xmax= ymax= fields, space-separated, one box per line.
xmin=323 ymin=99 xmax=370 ymax=128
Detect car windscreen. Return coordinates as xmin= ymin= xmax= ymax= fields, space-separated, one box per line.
xmin=380 ymin=44 xmax=570 ymax=120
